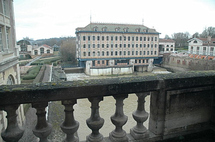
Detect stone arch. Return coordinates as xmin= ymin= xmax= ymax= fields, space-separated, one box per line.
xmin=7 ymin=74 xmax=15 ymax=85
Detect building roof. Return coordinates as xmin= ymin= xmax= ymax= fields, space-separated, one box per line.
xmin=197 ymin=38 xmax=215 ymax=42
xmin=188 ymin=37 xmax=215 ymax=46
xmin=76 ymin=22 xmax=159 ymax=34
xmin=17 ymin=39 xmax=38 ymax=45
xmin=42 ymin=44 xmax=52 ymax=49
xmin=159 ymin=38 xmax=175 ymax=43
xmin=33 ymin=44 xmax=52 ymax=49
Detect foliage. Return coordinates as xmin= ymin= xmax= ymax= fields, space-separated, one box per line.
xmin=200 ymin=27 xmax=215 ymax=38
xmin=60 ymin=38 xmax=76 ymax=63
xmin=30 ymin=57 xmax=61 ymax=65
xmin=35 ymin=36 xmax=75 ymax=46
xmin=19 ymin=61 xmax=29 ymax=66
xmin=171 ymin=32 xmax=190 ymax=48
xmin=164 ymin=35 xmax=171 ymax=39
xmin=22 ymin=66 xmax=41 ymax=80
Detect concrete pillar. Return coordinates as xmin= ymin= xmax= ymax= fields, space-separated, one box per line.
xmin=149 ymin=81 xmax=166 ymax=136
xmin=85 ymin=61 xmax=92 ymax=75
xmin=147 ymin=59 xmax=154 ymax=72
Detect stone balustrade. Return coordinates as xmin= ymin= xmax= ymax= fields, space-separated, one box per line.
xmin=0 ymin=71 xmax=215 ymax=142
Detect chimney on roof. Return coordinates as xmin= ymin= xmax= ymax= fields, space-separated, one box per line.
xmin=207 ymin=36 xmax=211 ymax=42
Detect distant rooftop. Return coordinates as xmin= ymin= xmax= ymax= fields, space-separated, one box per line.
xmin=76 ymin=22 xmax=159 ymax=34
xmin=159 ymin=38 xmax=175 ymax=43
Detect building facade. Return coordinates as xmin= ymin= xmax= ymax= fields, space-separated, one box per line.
xmin=159 ymin=38 xmax=175 ymax=55
xmin=76 ymin=23 xmax=160 ymax=75
xmin=188 ymin=37 xmax=215 ymax=60
xmin=32 ymin=44 xmax=54 ymax=56
xmin=17 ymin=39 xmax=38 ymax=58
xmin=0 ymin=1 xmax=25 ymax=141
xmin=17 ymin=40 xmax=54 ymax=57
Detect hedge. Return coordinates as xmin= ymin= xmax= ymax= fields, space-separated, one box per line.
xmin=30 ymin=57 xmax=61 ymax=65
xmin=22 ymin=66 xmax=41 ymax=80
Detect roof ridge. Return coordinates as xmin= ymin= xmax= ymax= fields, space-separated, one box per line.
xmin=90 ymin=22 xmax=147 ymax=27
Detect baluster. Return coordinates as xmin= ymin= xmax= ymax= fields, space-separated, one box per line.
xmin=86 ymin=97 xmax=104 ymax=142
xmin=32 ymin=102 xmax=52 ymax=142
xmin=109 ymin=94 xmax=128 ymax=142
xmin=61 ymin=100 xmax=79 ymax=142
xmin=130 ymin=92 xmax=149 ymax=139
xmin=0 ymin=105 xmax=24 ymax=142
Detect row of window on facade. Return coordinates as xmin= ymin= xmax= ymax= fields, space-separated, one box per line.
xmin=91 ymin=27 xmax=149 ymax=33
xmin=165 ymin=45 xmax=174 ymax=47
xmin=34 ymin=48 xmax=51 ymax=55
xmin=82 ymin=35 xmax=158 ymax=42
xmin=162 ymin=48 xmax=174 ymax=51
xmin=135 ymin=59 xmax=149 ymax=64
xmin=83 ymin=50 xmax=157 ymax=57
xmin=91 ymin=59 xmax=149 ymax=66
xmin=83 ymin=43 xmax=158 ymax=48
xmin=190 ymin=46 xmax=214 ymax=51
xmin=0 ymin=26 xmax=10 ymax=52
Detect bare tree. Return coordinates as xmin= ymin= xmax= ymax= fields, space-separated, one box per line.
xmin=200 ymin=27 xmax=215 ymax=38
xmin=192 ymin=32 xmax=200 ymax=38
xmin=164 ymin=34 xmax=171 ymax=39
xmin=60 ymin=38 xmax=76 ymax=63
xmin=171 ymin=32 xmax=190 ymax=48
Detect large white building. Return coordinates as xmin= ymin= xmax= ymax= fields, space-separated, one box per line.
xmin=76 ymin=23 xmax=160 ymax=75
xmin=188 ymin=37 xmax=215 ymax=59
xmin=0 ymin=0 xmax=25 ymax=141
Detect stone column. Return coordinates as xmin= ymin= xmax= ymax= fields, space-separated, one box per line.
xmin=0 ymin=104 xmax=24 ymax=142
xmin=61 ymin=100 xmax=79 ymax=142
xmin=130 ymin=92 xmax=149 ymax=139
xmin=86 ymin=97 xmax=104 ymax=142
xmin=109 ymin=94 xmax=128 ymax=142
xmin=32 ymin=102 xmax=52 ymax=142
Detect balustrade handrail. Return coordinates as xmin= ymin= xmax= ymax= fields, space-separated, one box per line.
xmin=0 ymin=71 xmax=215 ymax=142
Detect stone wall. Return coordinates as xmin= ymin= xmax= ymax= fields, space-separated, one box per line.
xmin=162 ymin=54 xmax=215 ymax=72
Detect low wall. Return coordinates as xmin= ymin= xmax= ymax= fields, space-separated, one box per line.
xmin=64 ymin=67 xmax=84 ymax=73
xmin=162 ymin=54 xmax=215 ymax=72
xmin=89 ymin=66 xmax=133 ymax=76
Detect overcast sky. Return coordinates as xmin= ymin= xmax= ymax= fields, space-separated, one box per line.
xmin=14 ymin=0 xmax=215 ymax=41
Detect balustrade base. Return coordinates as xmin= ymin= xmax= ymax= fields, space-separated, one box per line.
xmin=86 ymin=134 xmax=105 ymax=142
xmin=109 ymin=131 xmax=128 ymax=142
xmin=130 ymin=128 xmax=149 ymax=140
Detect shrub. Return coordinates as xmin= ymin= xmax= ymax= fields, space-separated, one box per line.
xmin=22 ymin=66 xmax=41 ymax=80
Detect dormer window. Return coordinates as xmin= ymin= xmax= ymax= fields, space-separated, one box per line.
xmin=93 ymin=27 xmax=98 ymax=31
xmin=146 ymin=29 xmax=148 ymax=33
xmin=124 ymin=28 xmax=129 ymax=32
xmin=115 ymin=27 xmax=120 ymax=32
xmin=136 ymin=28 xmax=141 ymax=32
xmin=102 ymin=27 xmax=107 ymax=31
